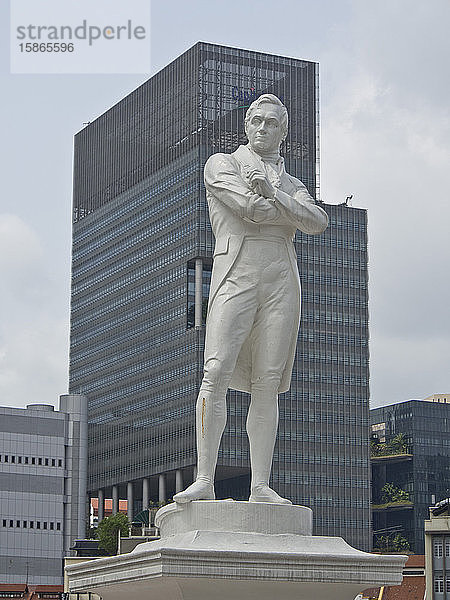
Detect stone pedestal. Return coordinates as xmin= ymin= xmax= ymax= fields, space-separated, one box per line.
xmin=66 ymin=500 xmax=406 ymax=600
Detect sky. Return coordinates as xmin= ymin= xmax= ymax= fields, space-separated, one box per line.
xmin=0 ymin=0 xmax=449 ymax=410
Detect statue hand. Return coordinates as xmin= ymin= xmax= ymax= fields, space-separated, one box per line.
xmin=248 ymin=170 xmax=276 ymax=199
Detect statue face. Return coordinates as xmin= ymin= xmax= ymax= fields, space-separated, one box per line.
xmin=245 ymin=104 xmax=285 ymax=154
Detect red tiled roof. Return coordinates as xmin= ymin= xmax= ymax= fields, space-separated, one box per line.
xmin=383 ymin=576 xmax=425 ymax=600
xmin=0 ymin=584 xmax=27 ymax=591
xmin=363 ymin=576 xmax=425 ymax=600
xmin=405 ymin=554 xmax=425 ymax=567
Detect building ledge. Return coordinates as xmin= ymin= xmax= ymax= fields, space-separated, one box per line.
xmin=372 ymin=501 xmax=414 ymax=512
xmin=371 ymin=453 xmax=413 ymax=463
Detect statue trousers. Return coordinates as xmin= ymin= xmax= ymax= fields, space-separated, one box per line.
xmin=201 ymin=235 xmax=299 ymax=397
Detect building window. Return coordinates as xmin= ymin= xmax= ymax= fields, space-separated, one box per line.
xmin=187 ymin=260 xmax=211 ymax=328
xmin=37 ymin=521 xmax=40 ymax=529
xmin=45 ymin=458 xmax=49 ymax=466
xmin=56 ymin=522 xmax=61 ymax=530
xmin=58 ymin=459 xmax=62 ymax=467
xmin=52 ymin=459 xmax=56 ymax=467
xmin=23 ymin=521 xmax=27 ymax=528
xmin=18 ymin=456 xmax=22 ymax=464
xmin=434 ymin=575 xmax=444 ymax=593
xmin=24 ymin=456 xmax=29 ymax=464
xmin=16 ymin=520 xmax=20 ymax=527
xmin=43 ymin=522 xmax=47 ymax=529
xmin=445 ymin=539 xmax=450 ymax=557
xmin=434 ymin=540 xmax=443 ymax=558
xmin=50 ymin=522 xmax=54 ymax=530
xmin=31 ymin=457 xmax=36 ymax=465
xmin=4 ymin=455 xmax=8 ymax=462
xmin=9 ymin=520 xmax=13 ymax=527
xmin=30 ymin=521 xmax=34 ymax=529
xmin=38 ymin=458 xmax=42 ymax=465
xmin=2 ymin=520 xmax=6 ymax=527
xmin=11 ymin=456 xmax=15 ymax=463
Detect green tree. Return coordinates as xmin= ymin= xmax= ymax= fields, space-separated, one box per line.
xmin=370 ymin=438 xmax=381 ymax=456
xmin=371 ymin=433 xmax=410 ymax=457
xmin=374 ymin=533 xmax=410 ymax=553
xmin=97 ymin=513 xmax=130 ymax=555
xmin=392 ymin=534 xmax=410 ymax=552
xmin=381 ymin=482 xmax=410 ymax=504
xmin=370 ymin=438 xmax=388 ymax=456
xmin=374 ymin=534 xmax=389 ymax=551
xmin=388 ymin=433 xmax=409 ymax=454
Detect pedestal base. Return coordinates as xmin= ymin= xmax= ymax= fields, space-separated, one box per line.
xmin=155 ymin=499 xmax=313 ymax=536
xmin=66 ymin=501 xmax=407 ymax=600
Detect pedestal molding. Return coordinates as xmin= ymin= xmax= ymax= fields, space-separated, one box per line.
xmin=66 ymin=502 xmax=407 ymax=600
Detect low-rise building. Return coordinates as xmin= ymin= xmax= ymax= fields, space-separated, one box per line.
xmin=0 ymin=395 xmax=87 ymax=584
xmin=64 ymin=558 xmax=100 ymax=600
xmin=425 ymin=498 xmax=450 ymax=599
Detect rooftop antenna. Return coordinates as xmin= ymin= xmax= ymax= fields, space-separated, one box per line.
xmin=345 ymin=195 xmax=353 ymax=206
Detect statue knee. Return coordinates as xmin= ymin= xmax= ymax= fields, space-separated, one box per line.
xmin=202 ymin=358 xmax=232 ymax=396
xmin=251 ymin=372 xmax=282 ymax=397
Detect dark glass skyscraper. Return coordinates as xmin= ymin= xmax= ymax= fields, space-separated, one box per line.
xmin=371 ymin=398 xmax=450 ymax=553
xmin=69 ymin=42 xmax=370 ymax=549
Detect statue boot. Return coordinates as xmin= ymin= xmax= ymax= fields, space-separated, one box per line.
xmin=174 ymin=390 xmax=226 ymax=503
xmin=247 ymin=382 xmax=292 ymax=504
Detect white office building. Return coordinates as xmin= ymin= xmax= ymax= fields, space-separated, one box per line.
xmin=0 ymin=395 xmax=87 ymax=584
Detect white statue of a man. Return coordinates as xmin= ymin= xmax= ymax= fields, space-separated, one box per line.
xmin=174 ymin=94 xmax=328 ymax=505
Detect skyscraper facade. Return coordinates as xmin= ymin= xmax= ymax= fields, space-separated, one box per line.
xmin=69 ymin=42 xmax=370 ymax=549
xmin=371 ymin=398 xmax=450 ymax=553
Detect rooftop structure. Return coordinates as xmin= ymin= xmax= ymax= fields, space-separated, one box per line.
xmin=423 ymin=393 xmax=450 ymax=404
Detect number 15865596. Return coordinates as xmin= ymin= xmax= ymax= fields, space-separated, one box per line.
xmin=19 ymin=42 xmax=75 ymax=52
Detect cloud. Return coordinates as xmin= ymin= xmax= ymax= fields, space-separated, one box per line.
xmin=319 ymin=2 xmax=450 ymax=405
xmin=0 ymin=214 xmax=68 ymax=408
xmin=0 ymin=213 xmax=43 ymax=271
xmin=0 ymin=0 xmax=448 ymax=410
xmin=351 ymin=0 xmax=450 ymax=113
xmin=370 ymin=333 xmax=450 ymax=408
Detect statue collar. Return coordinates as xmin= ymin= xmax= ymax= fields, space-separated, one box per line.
xmin=233 ymin=144 xmax=285 ymax=172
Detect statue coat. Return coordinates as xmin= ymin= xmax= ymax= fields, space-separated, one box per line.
xmin=204 ymin=144 xmax=328 ymax=394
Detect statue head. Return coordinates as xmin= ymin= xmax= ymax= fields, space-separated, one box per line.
xmin=244 ymin=94 xmax=288 ymax=154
